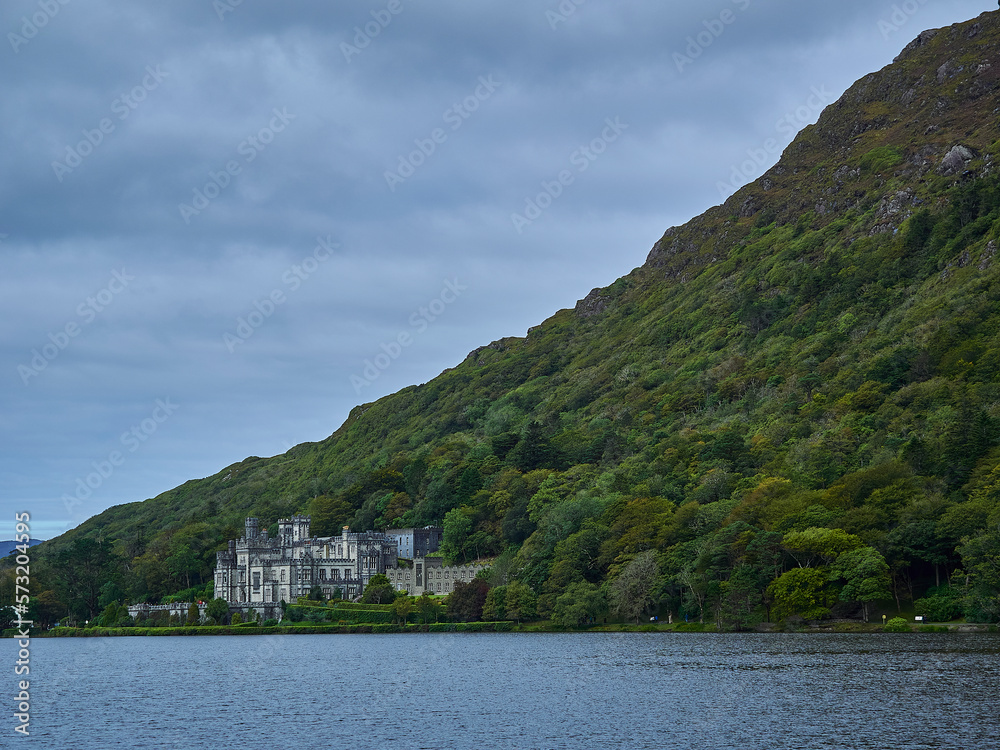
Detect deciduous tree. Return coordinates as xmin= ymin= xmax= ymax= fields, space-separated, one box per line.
xmin=361 ymin=574 xmax=397 ymax=605
xmin=551 ymin=581 xmax=606 ymax=628
xmin=830 ymin=547 xmax=891 ymax=622
xmin=608 ymin=550 xmax=660 ymax=624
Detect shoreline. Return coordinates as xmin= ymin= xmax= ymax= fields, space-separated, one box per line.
xmin=17 ymin=621 xmax=997 ymax=638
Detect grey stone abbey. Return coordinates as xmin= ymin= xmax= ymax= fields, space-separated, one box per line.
xmin=130 ymin=516 xmax=486 ymax=623
xmin=214 ymin=516 xmax=399 ymax=603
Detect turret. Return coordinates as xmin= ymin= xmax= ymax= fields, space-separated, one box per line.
xmin=292 ymin=515 xmax=311 ymax=542
xmin=245 ymin=517 xmax=259 ymax=540
xmin=278 ymin=518 xmax=292 ymax=545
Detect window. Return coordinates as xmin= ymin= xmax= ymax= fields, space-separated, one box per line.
xmin=281 ymin=569 xmax=286 ymax=582
xmin=252 ymin=572 xmax=261 ymax=591
xmin=320 ymin=569 xmax=326 ymax=580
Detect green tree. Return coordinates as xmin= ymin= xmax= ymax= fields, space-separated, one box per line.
xmin=166 ymin=543 xmax=200 ymax=590
xmin=0 ymin=605 xmax=16 ymax=631
xmin=53 ymin=538 xmax=115 ymax=620
xmin=392 ymin=597 xmax=414 ymax=625
xmin=30 ymin=590 xmax=65 ymax=628
xmin=538 ymin=559 xmax=585 ymax=618
xmin=504 ymin=581 xmax=538 ymax=624
xmin=718 ymin=565 xmax=765 ymax=631
xmin=205 ymin=597 xmax=230 ymax=625
xmin=447 ymin=578 xmax=489 ymax=622
xmin=186 ymin=602 xmax=201 ymax=626
xmin=95 ymin=601 xmax=121 ymax=628
xmin=782 ymin=528 xmax=864 ymax=568
xmin=482 ymin=585 xmax=507 ymax=621
xmin=416 ymin=591 xmax=441 ymax=623
xmin=308 ymin=495 xmax=355 ymax=537
xmin=441 ymin=507 xmax=474 ymax=563
xmin=767 ymin=567 xmax=836 ymax=621
xmin=830 ymin=547 xmax=891 ymax=622
xmin=551 ymin=581 xmax=607 ymax=628
xmin=608 ymin=550 xmax=660 ymax=624
xmin=507 ymin=421 xmax=560 ymax=471
xmin=361 ymin=574 xmax=397 ymax=605
xmin=959 ymin=529 xmax=1000 ymax=622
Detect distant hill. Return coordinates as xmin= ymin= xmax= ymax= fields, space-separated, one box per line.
xmin=21 ymin=12 xmax=1000 ymax=626
xmin=1 ymin=539 xmax=43 ymax=558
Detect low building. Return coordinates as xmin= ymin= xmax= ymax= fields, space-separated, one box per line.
xmin=385 ymin=526 xmax=443 ymax=559
xmin=385 ymin=556 xmax=488 ymax=597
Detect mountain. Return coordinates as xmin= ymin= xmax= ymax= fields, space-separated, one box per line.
xmin=18 ymin=13 xmax=1000 ymax=626
xmin=0 ymin=540 xmax=43 ymax=558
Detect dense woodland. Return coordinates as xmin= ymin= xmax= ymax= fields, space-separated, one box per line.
xmin=4 ymin=15 xmax=1000 ymax=632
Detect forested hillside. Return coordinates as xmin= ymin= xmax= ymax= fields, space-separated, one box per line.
xmin=8 ymin=13 xmax=1000 ymax=629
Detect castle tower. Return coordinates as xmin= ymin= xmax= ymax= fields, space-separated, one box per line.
xmin=245 ymin=517 xmax=259 ymax=540
xmin=292 ymin=515 xmax=310 ymax=542
xmin=278 ymin=518 xmax=293 ymax=546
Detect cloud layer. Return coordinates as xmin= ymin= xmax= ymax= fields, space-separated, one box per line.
xmin=1 ymin=0 xmax=990 ymax=539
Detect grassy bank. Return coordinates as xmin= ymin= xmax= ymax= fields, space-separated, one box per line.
xmin=33 ymin=621 xmax=514 ymax=637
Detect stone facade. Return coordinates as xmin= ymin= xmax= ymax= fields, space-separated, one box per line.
xmin=214 ymin=516 xmax=399 ymax=604
xmin=385 ymin=526 xmax=443 ymax=559
xmin=385 ymin=557 xmax=488 ymax=597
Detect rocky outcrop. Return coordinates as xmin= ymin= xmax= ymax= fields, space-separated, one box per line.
xmin=938 ymin=144 xmax=975 ymax=175
xmin=574 ymin=288 xmax=610 ymax=319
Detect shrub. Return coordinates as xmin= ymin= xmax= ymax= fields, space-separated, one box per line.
xmin=914 ymin=586 xmax=964 ymax=622
xmin=859 ymin=146 xmax=903 ymax=174
xmin=884 ymin=617 xmax=911 ymax=633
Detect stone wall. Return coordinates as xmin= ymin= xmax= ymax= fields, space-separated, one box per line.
xmin=385 ymin=557 xmax=488 ymax=596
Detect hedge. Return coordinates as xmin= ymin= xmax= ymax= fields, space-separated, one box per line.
xmin=40 ymin=621 xmax=515 ymax=637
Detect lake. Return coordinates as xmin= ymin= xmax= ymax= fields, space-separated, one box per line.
xmin=14 ymin=632 xmax=1000 ymax=749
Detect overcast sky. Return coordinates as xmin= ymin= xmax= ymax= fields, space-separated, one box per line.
xmin=2 ymin=0 xmax=990 ymax=541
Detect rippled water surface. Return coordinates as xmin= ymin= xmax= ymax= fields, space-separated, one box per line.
xmin=15 ymin=632 xmax=1000 ymax=749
